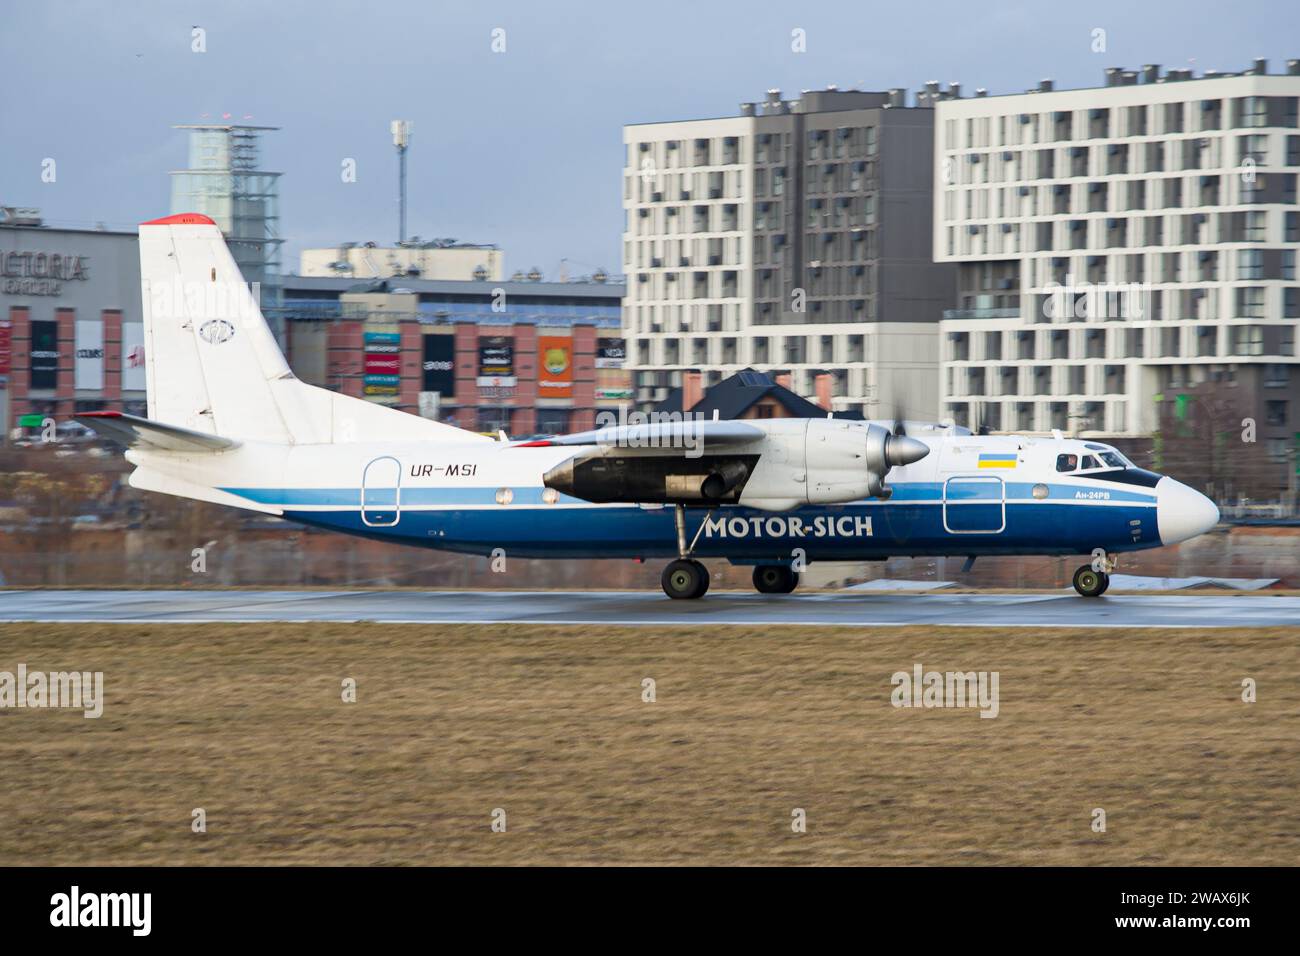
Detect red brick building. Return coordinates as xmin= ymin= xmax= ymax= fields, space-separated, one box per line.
xmin=1 ymin=223 xmax=145 ymax=439
xmin=277 ymin=277 xmax=630 ymax=437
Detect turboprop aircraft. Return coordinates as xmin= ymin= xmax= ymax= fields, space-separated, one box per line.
xmin=76 ymin=213 xmax=1221 ymax=599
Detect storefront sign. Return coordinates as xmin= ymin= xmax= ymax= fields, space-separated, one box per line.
xmin=75 ymin=319 xmax=104 ymax=389
xmin=29 ymin=319 xmax=58 ymax=389
xmin=595 ymin=337 xmax=626 ymax=368
xmin=121 ymin=322 xmax=146 ymax=391
xmin=477 ymin=335 xmax=515 ymax=387
xmin=422 ymin=335 xmax=455 ymax=396
xmin=364 ymin=324 xmax=402 ymax=404
xmin=537 ymin=335 xmax=573 ymax=398
xmin=0 ymin=250 xmax=90 ymax=297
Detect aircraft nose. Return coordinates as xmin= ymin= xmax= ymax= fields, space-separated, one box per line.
xmin=1155 ymin=477 xmax=1220 ymax=545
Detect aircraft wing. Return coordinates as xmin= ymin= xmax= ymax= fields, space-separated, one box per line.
xmin=75 ymin=411 xmax=240 ymax=453
xmin=528 ymin=417 xmax=929 ymax=510
xmin=513 ymin=420 xmax=764 ymax=448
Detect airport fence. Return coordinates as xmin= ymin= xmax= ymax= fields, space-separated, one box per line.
xmin=1 ymin=524 xmax=1296 ymax=590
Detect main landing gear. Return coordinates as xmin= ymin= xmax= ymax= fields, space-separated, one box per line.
xmin=752 ymin=564 xmax=799 ymax=594
xmin=661 ymin=504 xmax=711 ymax=600
xmin=662 ymin=559 xmax=709 ymax=600
xmin=1072 ymin=552 xmax=1114 ymax=597
xmin=658 ymin=505 xmax=803 ymax=600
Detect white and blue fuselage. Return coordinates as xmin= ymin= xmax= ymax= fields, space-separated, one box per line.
xmin=153 ymin=427 xmax=1214 ymax=563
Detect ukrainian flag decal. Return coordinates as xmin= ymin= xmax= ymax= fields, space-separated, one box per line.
xmin=977 ymin=453 xmax=1018 ymax=469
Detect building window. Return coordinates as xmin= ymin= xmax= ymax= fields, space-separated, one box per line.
xmin=477 ymin=407 xmax=512 ymax=433
xmin=1236 ymin=286 xmax=1266 ymax=318
xmin=1265 ymin=400 xmax=1288 ymax=427
xmin=1231 ymin=325 xmax=1265 ymax=356
xmin=536 ymin=409 xmax=570 ymax=435
xmin=1244 ymin=211 xmax=1267 ymax=242
xmin=1241 ymin=96 xmax=1268 ymax=128
xmin=1238 ymin=249 xmax=1264 ymax=279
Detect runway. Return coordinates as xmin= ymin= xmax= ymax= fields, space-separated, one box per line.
xmin=2 ymin=588 xmax=1298 ymax=627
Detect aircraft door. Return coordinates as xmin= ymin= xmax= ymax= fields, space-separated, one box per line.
xmin=361 ymin=456 xmax=402 ymax=527
xmin=943 ymin=476 xmax=1005 ymax=534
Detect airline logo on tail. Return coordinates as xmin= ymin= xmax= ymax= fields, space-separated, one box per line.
xmin=198 ymin=319 xmax=236 ymax=345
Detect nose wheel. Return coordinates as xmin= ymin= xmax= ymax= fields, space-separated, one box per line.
xmin=662 ymin=559 xmax=710 ymax=599
xmin=1072 ymin=565 xmax=1110 ymax=597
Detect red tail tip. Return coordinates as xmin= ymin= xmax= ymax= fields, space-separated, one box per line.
xmin=140 ymin=213 xmax=216 ymax=226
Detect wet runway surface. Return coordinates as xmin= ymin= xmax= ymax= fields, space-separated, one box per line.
xmin=2 ymin=589 xmax=1298 ymax=627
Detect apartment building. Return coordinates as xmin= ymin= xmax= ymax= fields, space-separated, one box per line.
xmin=623 ymin=88 xmax=953 ymax=418
xmin=935 ymin=59 xmax=1300 ymax=472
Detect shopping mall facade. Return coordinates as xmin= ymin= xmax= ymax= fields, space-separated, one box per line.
xmin=1 ymin=220 xmax=628 ymax=441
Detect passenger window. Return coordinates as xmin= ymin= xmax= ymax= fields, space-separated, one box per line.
xmin=1056 ymin=453 xmax=1077 ymax=472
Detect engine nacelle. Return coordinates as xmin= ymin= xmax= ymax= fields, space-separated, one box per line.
xmin=806 ymin=419 xmax=895 ymax=503
xmin=542 ymin=419 xmax=930 ymax=510
xmin=544 ymin=450 xmax=759 ymax=504
xmin=740 ymin=419 xmax=930 ymax=509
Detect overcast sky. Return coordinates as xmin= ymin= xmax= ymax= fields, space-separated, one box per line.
xmin=3 ymin=0 xmax=1297 ymax=277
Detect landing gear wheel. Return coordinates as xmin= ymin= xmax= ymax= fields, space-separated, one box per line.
xmin=752 ymin=564 xmax=799 ymax=595
xmin=662 ymin=559 xmax=709 ymax=600
xmin=1072 ymin=565 xmax=1110 ymax=597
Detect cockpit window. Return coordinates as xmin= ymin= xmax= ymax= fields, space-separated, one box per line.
xmin=1081 ymin=454 xmax=1103 ymax=470
xmin=1100 ymin=451 xmax=1127 ymax=468
xmin=1056 ymin=453 xmax=1078 ymax=472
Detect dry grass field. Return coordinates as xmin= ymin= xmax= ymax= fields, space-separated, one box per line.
xmin=1 ymin=622 xmax=1297 ymax=865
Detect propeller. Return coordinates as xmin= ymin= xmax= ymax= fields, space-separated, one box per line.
xmin=867 ymin=391 xmax=929 ymax=499
xmin=865 ymin=422 xmax=929 ymax=500
xmin=883 ymin=431 xmax=929 ymax=468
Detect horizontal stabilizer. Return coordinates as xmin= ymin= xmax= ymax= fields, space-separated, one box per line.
xmin=75 ymin=411 xmax=239 ymax=453
xmin=515 ymin=420 xmax=764 ymax=449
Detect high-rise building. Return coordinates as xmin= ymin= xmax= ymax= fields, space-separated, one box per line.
xmin=934 ymin=61 xmax=1300 ymax=482
xmin=170 ymin=124 xmax=284 ymax=338
xmin=623 ymin=87 xmax=954 ymax=419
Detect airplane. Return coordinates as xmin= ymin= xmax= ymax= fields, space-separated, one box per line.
xmin=76 ymin=213 xmax=1221 ymax=600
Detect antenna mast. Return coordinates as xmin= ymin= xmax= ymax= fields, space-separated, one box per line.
xmin=390 ymin=120 xmax=412 ymax=244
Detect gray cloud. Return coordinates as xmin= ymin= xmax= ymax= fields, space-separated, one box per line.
xmin=2 ymin=0 xmax=1295 ymax=276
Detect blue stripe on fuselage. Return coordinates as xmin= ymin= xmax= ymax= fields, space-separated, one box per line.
xmin=263 ymin=497 xmax=1158 ymax=561
xmin=223 ymin=481 xmax=1156 ymax=508
xmin=222 ymin=479 xmax=1158 ymax=560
